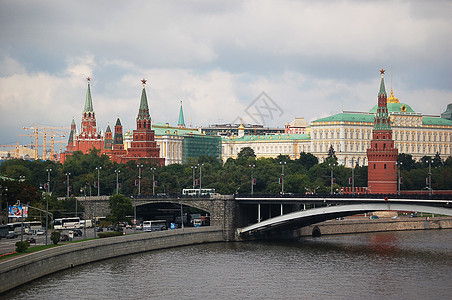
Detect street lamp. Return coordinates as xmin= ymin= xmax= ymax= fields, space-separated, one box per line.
xmin=280 ymin=161 xmax=286 ymax=194
xmin=190 ymin=165 xmax=197 ymax=189
xmin=329 ymin=163 xmax=336 ymax=195
xmin=428 ymin=159 xmax=432 ymax=197
xmin=0 ymin=185 xmax=8 ymax=225
xmin=45 ymin=168 xmax=52 ymax=245
xmin=95 ymin=166 xmax=101 ymax=238
xmin=249 ymin=164 xmax=255 ymax=195
xmin=397 ymin=161 xmax=403 ymax=196
xmin=352 ymin=163 xmax=358 ymax=196
xmin=151 ymin=167 xmax=156 ymax=196
xmin=66 ymin=172 xmax=71 ymax=198
xmin=198 ymin=163 xmax=204 ymax=194
xmin=115 ymin=169 xmax=121 ymax=194
xmin=137 ymin=165 xmax=143 ymax=196
xmin=80 ymin=186 xmax=87 ymax=239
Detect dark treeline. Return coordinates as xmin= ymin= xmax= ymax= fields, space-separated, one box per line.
xmin=1 ymin=148 xmax=451 ymax=220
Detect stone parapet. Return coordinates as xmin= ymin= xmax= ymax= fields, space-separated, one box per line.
xmin=0 ymin=227 xmax=224 ymax=294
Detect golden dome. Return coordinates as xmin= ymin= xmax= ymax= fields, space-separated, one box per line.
xmin=387 ymin=89 xmax=400 ymax=104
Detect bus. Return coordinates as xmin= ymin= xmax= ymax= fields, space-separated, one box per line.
xmin=182 ymin=188 xmax=215 ymax=196
xmin=24 ymin=221 xmax=42 ymax=234
xmin=80 ymin=219 xmax=93 ymax=228
xmin=7 ymin=222 xmax=23 ymax=234
xmin=143 ymin=220 xmax=167 ymax=232
xmin=54 ymin=217 xmax=81 ymax=230
xmin=0 ymin=225 xmax=9 ymax=238
xmin=193 ymin=216 xmax=210 ymax=227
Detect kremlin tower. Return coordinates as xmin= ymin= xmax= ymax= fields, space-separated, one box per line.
xmin=366 ymin=69 xmax=398 ymax=194
xmin=121 ymin=79 xmax=164 ymax=165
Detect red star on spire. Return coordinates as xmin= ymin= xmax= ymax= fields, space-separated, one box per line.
xmin=379 ymin=69 xmax=385 ymax=75
xmin=87 ymin=77 xmax=91 ymax=82
xmin=141 ymin=79 xmax=147 ymax=85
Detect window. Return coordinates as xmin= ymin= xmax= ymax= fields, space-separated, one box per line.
xmin=384 ymin=164 xmax=387 ymax=169
xmin=373 ymin=164 xmax=376 ymax=169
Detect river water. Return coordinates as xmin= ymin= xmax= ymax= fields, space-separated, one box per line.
xmin=4 ymin=230 xmax=452 ymax=300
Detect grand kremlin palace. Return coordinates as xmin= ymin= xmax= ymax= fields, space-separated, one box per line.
xmin=221 ymin=89 xmax=452 ymax=166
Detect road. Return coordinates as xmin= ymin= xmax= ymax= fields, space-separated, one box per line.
xmin=0 ymin=228 xmax=141 ymax=254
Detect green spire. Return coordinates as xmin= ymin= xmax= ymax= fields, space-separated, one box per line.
xmin=106 ymin=124 xmax=111 ymax=133
xmin=115 ymin=117 xmax=122 ymax=126
xmin=178 ymin=101 xmax=185 ymax=127
xmin=83 ymin=78 xmax=94 ymax=113
xmin=378 ymin=73 xmax=387 ymax=98
xmin=136 ymin=79 xmax=150 ymax=121
xmin=71 ymin=118 xmax=76 ymax=126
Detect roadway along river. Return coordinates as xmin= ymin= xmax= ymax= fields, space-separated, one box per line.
xmin=3 ymin=229 xmax=452 ymax=299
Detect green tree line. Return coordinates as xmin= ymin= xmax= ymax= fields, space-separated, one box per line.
xmin=1 ymin=148 xmax=451 ymax=222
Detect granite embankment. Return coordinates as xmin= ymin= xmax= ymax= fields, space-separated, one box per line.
xmin=300 ymin=216 xmax=452 ymax=237
xmin=0 ymin=226 xmax=224 ymax=294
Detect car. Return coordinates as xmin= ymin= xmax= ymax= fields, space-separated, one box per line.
xmin=370 ymin=215 xmax=379 ymax=219
xmin=6 ymin=232 xmax=19 ymax=239
xmin=72 ymin=229 xmax=83 ymax=236
xmin=96 ymin=227 xmax=103 ymax=232
xmin=60 ymin=233 xmax=70 ymax=241
xmin=36 ymin=229 xmax=46 ymax=235
xmin=26 ymin=237 xmax=36 ymax=243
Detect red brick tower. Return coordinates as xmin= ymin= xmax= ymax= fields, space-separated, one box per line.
xmin=367 ymin=69 xmax=398 ymax=194
xmin=121 ymin=79 xmax=164 ymax=165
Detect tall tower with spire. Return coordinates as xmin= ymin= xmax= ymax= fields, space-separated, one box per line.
xmin=367 ymin=69 xmax=398 ymax=194
xmin=104 ymin=124 xmax=113 ymax=150
xmin=122 ymin=79 xmax=164 ymax=165
xmin=178 ymin=101 xmax=186 ymax=128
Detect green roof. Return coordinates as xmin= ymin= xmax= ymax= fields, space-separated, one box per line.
xmin=137 ymin=86 xmax=150 ymax=121
xmin=152 ymin=123 xmax=199 ymax=136
xmin=313 ymin=113 xmax=375 ymax=123
xmin=178 ymin=102 xmax=185 ymax=127
xmin=223 ymin=133 xmax=310 ymax=142
xmin=423 ymin=117 xmax=452 ymax=126
xmin=370 ymin=103 xmax=416 ymax=113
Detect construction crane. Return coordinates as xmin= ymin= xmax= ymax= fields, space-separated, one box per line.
xmin=21 ymin=123 xmax=69 ymax=160
xmin=0 ymin=142 xmax=20 ymax=159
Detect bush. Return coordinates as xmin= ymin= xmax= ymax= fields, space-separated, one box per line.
xmin=51 ymin=231 xmax=61 ymax=245
xmin=15 ymin=241 xmax=30 ymax=253
xmin=98 ymin=231 xmax=123 ymax=238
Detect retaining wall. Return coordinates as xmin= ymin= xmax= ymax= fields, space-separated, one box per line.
xmin=0 ymin=226 xmax=224 ymax=294
xmin=300 ymin=217 xmax=452 ymax=237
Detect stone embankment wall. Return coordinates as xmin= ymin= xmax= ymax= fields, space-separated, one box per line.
xmin=0 ymin=227 xmax=224 ymax=294
xmin=300 ymin=217 xmax=452 ymax=237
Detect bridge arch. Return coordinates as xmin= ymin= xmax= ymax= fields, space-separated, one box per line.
xmin=238 ymin=203 xmax=452 ymax=235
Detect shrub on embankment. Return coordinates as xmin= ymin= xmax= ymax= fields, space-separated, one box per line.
xmin=98 ymin=231 xmax=123 ymax=238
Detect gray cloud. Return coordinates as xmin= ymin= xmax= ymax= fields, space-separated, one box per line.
xmin=1 ymin=0 xmax=451 ymax=148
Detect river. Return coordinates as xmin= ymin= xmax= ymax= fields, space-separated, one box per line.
xmin=3 ymin=229 xmax=452 ymax=299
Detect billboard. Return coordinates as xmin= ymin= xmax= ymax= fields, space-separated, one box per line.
xmin=8 ymin=205 xmax=28 ymax=218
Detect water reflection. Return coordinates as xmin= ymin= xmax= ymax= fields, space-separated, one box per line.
xmin=4 ymin=230 xmax=452 ymax=300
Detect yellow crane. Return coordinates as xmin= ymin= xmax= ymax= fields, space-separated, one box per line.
xmin=0 ymin=142 xmax=20 ymax=159
xmin=21 ymin=123 xmax=69 ymax=160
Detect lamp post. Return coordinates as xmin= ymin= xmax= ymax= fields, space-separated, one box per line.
xmin=397 ymin=161 xmax=403 ymax=196
xmin=80 ymin=186 xmax=87 ymax=239
xmin=151 ymin=167 xmax=156 ymax=196
xmin=198 ymin=163 xmax=204 ymax=194
xmin=115 ymin=169 xmax=121 ymax=194
xmin=329 ymin=163 xmax=335 ymax=195
xmin=66 ymin=172 xmax=71 ymax=198
xmin=352 ymin=163 xmax=358 ymax=196
xmin=190 ymin=166 xmax=197 ymax=189
xmin=280 ymin=161 xmax=286 ymax=195
xmin=428 ymin=159 xmax=432 ymax=197
xmin=95 ymin=166 xmax=101 ymax=238
xmin=45 ymin=168 xmax=52 ymax=245
xmin=136 ymin=164 xmax=143 ymax=233
xmin=0 ymin=185 xmax=7 ymax=225
xmin=249 ymin=164 xmax=255 ymax=195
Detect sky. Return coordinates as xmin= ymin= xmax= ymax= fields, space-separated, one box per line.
xmin=1 ymin=0 xmax=451 ymax=149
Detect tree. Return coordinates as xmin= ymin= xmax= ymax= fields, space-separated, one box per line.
xmin=327 ymin=145 xmax=337 ymax=160
xmin=298 ymin=152 xmax=318 ymax=170
xmin=397 ymin=153 xmax=416 ymax=171
xmin=108 ymin=194 xmax=133 ymax=225
xmin=238 ymin=147 xmax=256 ymax=159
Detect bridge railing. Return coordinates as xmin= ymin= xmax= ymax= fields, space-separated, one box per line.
xmin=235 ymin=193 xmax=452 ymax=200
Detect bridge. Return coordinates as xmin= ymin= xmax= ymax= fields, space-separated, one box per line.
xmin=75 ymin=194 xmax=452 ymax=240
